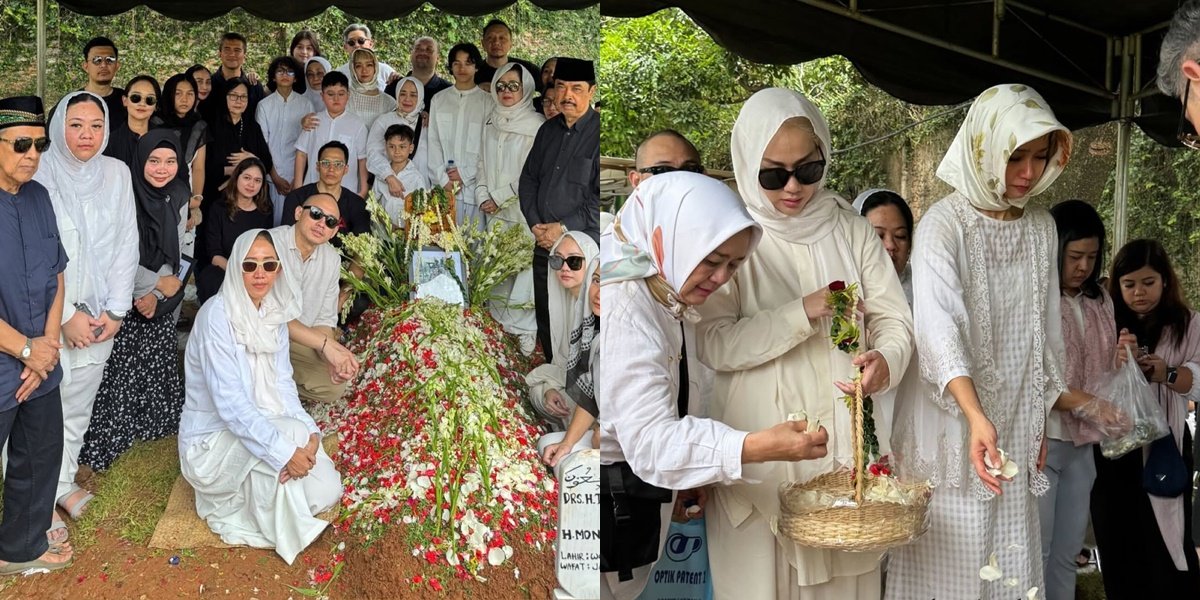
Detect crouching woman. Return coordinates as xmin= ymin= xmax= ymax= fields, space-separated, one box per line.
xmin=178 ymin=229 xmax=341 ymax=564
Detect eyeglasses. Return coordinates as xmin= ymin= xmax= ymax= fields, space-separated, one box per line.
xmin=275 ymin=69 xmax=296 ymax=77
xmin=549 ymin=255 xmax=585 ymax=271
xmin=345 ymin=37 xmax=370 ymax=47
xmin=637 ymin=163 xmax=704 ymax=176
xmin=241 ymin=259 xmax=281 ymax=273
xmin=1178 ymin=82 xmax=1200 ymax=150
xmin=128 ymin=93 xmax=157 ymax=106
xmin=317 ymin=159 xmax=347 ymax=170
xmin=227 ymin=93 xmax=249 ymax=102
xmin=757 ymin=147 xmax=826 ymax=190
xmin=0 ymin=136 xmax=50 ymax=153
xmin=302 ymin=205 xmax=341 ymax=228
xmin=89 ymin=56 xmax=117 ymax=66
xmin=495 ymin=81 xmax=522 ymax=93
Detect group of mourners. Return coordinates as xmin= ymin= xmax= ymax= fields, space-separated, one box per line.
xmin=0 ymin=17 xmax=599 ymax=575
xmin=597 ymin=3 xmax=1200 ymax=599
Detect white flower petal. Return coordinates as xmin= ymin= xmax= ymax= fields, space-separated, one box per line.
xmin=1026 ymin=586 xmax=1039 ymax=600
xmin=979 ymin=553 xmax=1002 ymax=582
xmin=1005 ymin=578 xmax=1019 ymax=587
xmin=487 ymin=547 xmax=506 ymax=566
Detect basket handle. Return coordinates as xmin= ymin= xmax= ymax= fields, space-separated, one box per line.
xmin=853 ymin=372 xmax=865 ymax=505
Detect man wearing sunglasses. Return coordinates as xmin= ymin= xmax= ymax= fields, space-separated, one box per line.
xmin=334 ymin=24 xmax=399 ymax=90
xmin=270 ymin=194 xmax=360 ymax=406
xmin=0 ymin=95 xmax=74 ymax=574
xmin=1159 ymin=2 xmax=1200 ymax=148
xmin=627 ymin=129 xmax=704 ymax=189
xmin=80 ymin=37 xmax=126 ymax=126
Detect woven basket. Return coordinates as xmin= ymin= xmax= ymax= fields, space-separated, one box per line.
xmin=777 ymin=380 xmax=931 ymax=552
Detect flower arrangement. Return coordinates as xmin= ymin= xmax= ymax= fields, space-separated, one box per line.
xmin=828 ymin=281 xmax=881 ymax=475
xmin=405 ymin=185 xmax=456 ymax=236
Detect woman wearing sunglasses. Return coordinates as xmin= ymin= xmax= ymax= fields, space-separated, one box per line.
xmin=179 ymin=229 xmax=341 ymax=564
xmin=693 ymin=88 xmax=913 ymax=599
xmin=526 ymin=231 xmax=599 ymax=429
xmin=80 ymin=130 xmax=189 ymax=473
xmin=102 ymin=75 xmax=163 ymax=168
xmin=476 ymin=63 xmax=545 ymax=355
xmin=195 ymin=157 xmax=274 ymax=304
xmin=887 ymin=85 xmax=1075 ymax=599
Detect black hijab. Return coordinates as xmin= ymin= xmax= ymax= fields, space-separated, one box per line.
xmin=132 ymin=129 xmax=190 ymax=273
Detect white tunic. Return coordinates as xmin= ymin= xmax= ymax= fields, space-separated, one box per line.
xmin=293 ymin=109 xmax=367 ymax=194
xmin=347 ymin=90 xmax=394 ymax=132
xmin=886 ymin=194 xmax=1065 ymax=600
xmin=425 ymin=86 xmax=490 ymax=211
xmin=256 ymin=90 xmax=315 ymax=222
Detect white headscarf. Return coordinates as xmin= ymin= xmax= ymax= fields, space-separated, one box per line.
xmin=391 ymin=76 xmax=425 ymax=129
xmin=35 ymin=91 xmax=123 ymax=316
xmin=220 ymin=229 xmax=301 ymax=416
xmin=488 ymin=63 xmax=544 ymax=138
xmin=851 ymin=188 xmax=891 ymax=214
xmin=937 ymin=84 xmax=1072 ymax=211
xmin=547 ymin=231 xmax=600 ymax=368
xmin=349 ymin=48 xmax=383 ymax=95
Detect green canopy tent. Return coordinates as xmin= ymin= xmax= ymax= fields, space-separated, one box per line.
xmin=602 ymin=0 xmax=1188 ymax=248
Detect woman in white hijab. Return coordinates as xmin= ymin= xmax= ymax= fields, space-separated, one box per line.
xmin=477 ymin=63 xmax=545 ymax=353
xmin=34 ymin=91 xmax=140 ymax=533
xmin=694 ymin=88 xmax=914 ymax=599
xmin=526 ymin=231 xmax=599 ymax=429
xmin=886 ymin=84 xmax=1073 ymax=599
xmin=346 ymin=48 xmax=396 ymax=128
xmin=598 ymin=172 xmax=831 ymax=600
xmin=178 ymin=229 xmax=341 ymax=565
xmin=302 ymin=57 xmax=332 ymax=108
xmin=368 ymin=75 xmax=430 ymax=190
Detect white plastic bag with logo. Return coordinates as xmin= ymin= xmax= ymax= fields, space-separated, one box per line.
xmin=637 ymin=518 xmax=713 ymax=600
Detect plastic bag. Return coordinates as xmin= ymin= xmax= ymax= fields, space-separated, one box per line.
xmin=1093 ymin=347 xmax=1169 ymax=459
xmin=637 ymin=518 xmax=713 ymax=600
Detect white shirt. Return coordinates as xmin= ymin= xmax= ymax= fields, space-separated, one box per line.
xmin=425 ymin=86 xmax=490 ymax=199
xmin=270 ymin=225 xmax=341 ymax=329
xmin=367 ymin=112 xmax=429 ymax=183
xmin=335 ymin=59 xmax=397 ymax=91
xmin=180 ymin=294 xmax=320 ymax=473
xmin=597 ymin=278 xmax=748 ymax=489
xmin=294 ymin=109 xmax=367 ymax=193
xmin=371 ymin=161 xmax=430 ymax=226
xmin=256 ymin=90 xmax=316 ymax=186
xmin=475 ymin=117 xmax=539 ymax=227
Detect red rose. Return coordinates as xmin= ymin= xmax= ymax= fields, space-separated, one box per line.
xmin=829 ymin=280 xmax=847 ymax=291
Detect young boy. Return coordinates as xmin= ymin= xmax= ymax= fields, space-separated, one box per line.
xmin=372 ymin=124 xmax=430 ymax=226
xmin=293 ymin=71 xmax=368 ymax=198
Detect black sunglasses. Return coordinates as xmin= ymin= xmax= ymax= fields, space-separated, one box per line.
xmin=757 ymin=147 xmax=826 ymax=190
xmin=241 ymin=259 xmax=281 ymax=273
xmin=637 ymin=163 xmax=704 ymax=176
xmin=0 ymin=136 xmax=50 ymax=154
xmin=302 ymin=205 xmax=340 ymax=228
xmin=128 ymin=93 xmax=157 ymax=106
xmin=549 ymin=255 xmax=585 ymax=271
xmin=1178 ymin=82 xmax=1200 ymax=150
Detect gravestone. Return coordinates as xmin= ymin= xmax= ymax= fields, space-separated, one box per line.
xmin=554 ymin=449 xmax=600 ymax=599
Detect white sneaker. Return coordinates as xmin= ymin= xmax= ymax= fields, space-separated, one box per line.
xmin=518 ymin=333 xmax=536 ymax=356
xmin=183 ymin=282 xmax=198 ymax=303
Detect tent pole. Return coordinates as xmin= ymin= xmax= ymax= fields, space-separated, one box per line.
xmin=1113 ymin=34 xmax=1133 ymax=251
xmin=36 ymin=0 xmax=46 ymax=99
xmin=992 ymin=0 xmax=1004 ymax=57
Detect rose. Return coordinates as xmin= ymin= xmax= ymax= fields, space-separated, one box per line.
xmin=828 ymin=280 xmax=847 ymax=291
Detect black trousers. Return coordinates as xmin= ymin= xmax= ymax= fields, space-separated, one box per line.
xmin=533 ymin=249 xmax=551 ymax=363
xmin=0 ymin=387 xmax=63 ymax=562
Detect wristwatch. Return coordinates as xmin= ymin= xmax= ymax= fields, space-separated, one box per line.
xmin=152 ymin=290 xmax=166 ymax=302
xmin=1166 ymin=367 xmax=1179 ymax=385
xmin=20 ymin=338 xmax=31 ymax=359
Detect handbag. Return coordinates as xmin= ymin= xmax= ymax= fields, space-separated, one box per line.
xmin=600 ymin=325 xmax=689 ymax=582
xmin=1142 ymin=388 xmax=1189 ymax=497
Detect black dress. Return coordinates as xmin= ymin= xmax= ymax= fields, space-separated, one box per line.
xmin=195 ymin=200 xmax=274 ymax=304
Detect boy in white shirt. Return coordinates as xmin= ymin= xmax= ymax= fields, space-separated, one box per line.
xmin=372 ymin=124 xmax=429 ymax=227
xmin=293 ymin=71 xmax=368 ymax=197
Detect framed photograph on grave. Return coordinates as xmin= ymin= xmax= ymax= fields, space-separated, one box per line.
xmin=409 ymin=249 xmax=466 ymax=305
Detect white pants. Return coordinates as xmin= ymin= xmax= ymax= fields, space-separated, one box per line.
xmin=57 ymin=361 xmax=108 ymax=501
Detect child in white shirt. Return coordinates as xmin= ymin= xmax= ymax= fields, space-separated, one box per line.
xmin=372 ymin=124 xmax=429 ymax=227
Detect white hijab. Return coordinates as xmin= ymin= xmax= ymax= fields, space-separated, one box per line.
xmin=488 ymin=63 xmax=544 ymax=138
xmin=937 ymin=84 xmax=1072 ymax=211
xmin=391 ymin=76 xmax=425 ymax=129
xmin=220 ymin=229 xmax=301 ymax=416
xmin=35 ymin=91 xmax=124 ymax=315
xmin=349 ymin=48 xmax=383 ymax=96
xmin=303 ymin=57 xmax=332 ymax=105
xmin=547 ymin=231 xmax=599 ymax=368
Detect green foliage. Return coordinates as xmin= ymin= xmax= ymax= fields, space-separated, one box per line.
xmin=0 ymin=1 xmax=597 ymax=106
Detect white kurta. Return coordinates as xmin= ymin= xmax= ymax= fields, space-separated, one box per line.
xmin=477 ymin=116 xmax=539 ymax=337
xmin=425 ymin=86 xmax=490 ymax=224
xmin=694 ymin=205 xmax=912 ymax=598
xmin=886 ymin=194 xmax=1065 ymax=600
xmin=179 ymin=295 xmax=341 ymax=564
xmin=371 ymin=161 xmax=430 ymax=225
xmin=294 ymin=109 xmax=367 ymax=194
xmin=256 ymin=90 xmax=315 ymax=225
xmin=367 ymin=112 xmax=429 ymax=185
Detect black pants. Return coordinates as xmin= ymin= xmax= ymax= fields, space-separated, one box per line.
xmin=0 ymin=387 xmax=63 ymax=562
xmin=533 ymin=250 xmax=551 ymax=363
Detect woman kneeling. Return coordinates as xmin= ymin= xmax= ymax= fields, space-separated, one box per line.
xmin=178 ymin=229 xmax=341 ymax=564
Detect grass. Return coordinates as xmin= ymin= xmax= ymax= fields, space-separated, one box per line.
xmin=1078 ymin=571 xmax=1106 ymax=599
xmin=71 ymin=437 xmax=181 ymax=549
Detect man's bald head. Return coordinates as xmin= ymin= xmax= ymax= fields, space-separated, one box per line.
xmin=303 ymin=192 xmax=340 ymax=218
xmin=630 ymin=130 xmax=703 ymax=188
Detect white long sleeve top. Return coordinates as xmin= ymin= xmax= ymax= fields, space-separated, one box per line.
xmin=475 ymin=119 xmax=539 ymax=227
xmin=256 ymin=90 xmax=315 ymax=186
xmin=425 ymin=86 xmax=490 ymax=199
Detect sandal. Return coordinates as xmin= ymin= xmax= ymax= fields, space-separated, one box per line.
xmin=0 ymin=549 xmax=73 ymax=576
xmin=46 ymin=518 xmax=68 ymax=545
xmin=56 ymin=489 xmax=94 ymax=520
